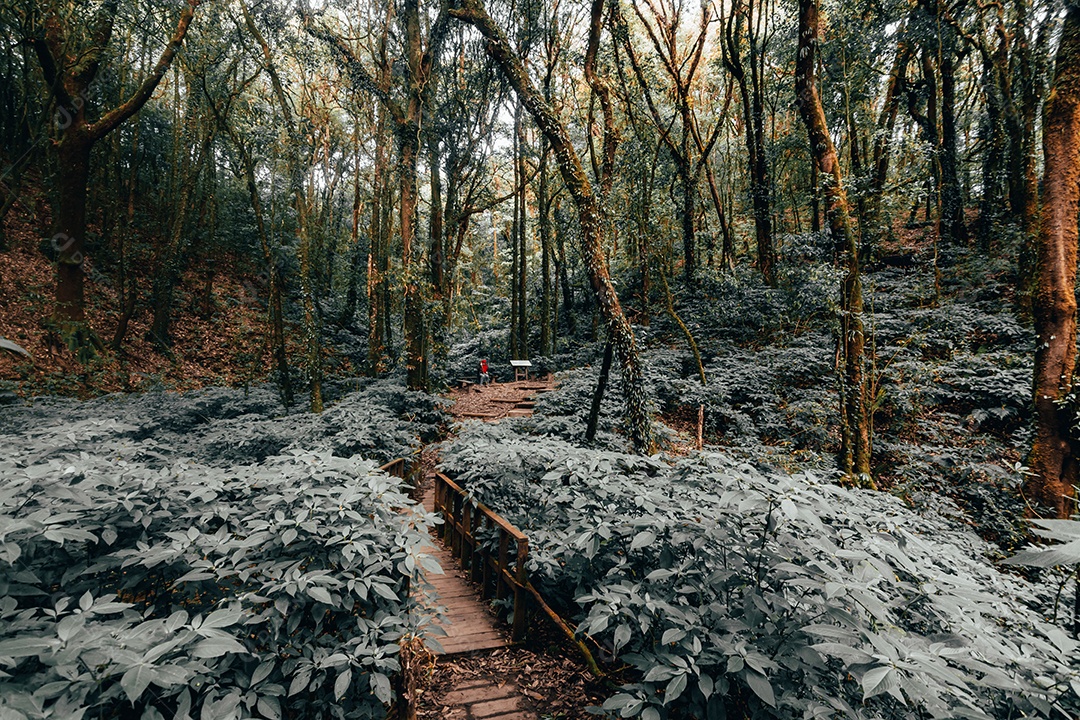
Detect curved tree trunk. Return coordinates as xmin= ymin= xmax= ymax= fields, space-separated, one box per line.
xmin=1026 ymin=4 xmax=1080 ymax=519
xmin=450 ymin=0 xmax=654 ymax=453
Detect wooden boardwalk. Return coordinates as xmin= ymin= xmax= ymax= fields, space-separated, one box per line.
xmin=418 ymin=488 xmax=536 ymax=719
xmin=420 ymin=488 xmax=509 ymax=655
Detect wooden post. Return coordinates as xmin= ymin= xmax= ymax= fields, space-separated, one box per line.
xmin=512 ymin=538 xmax=528 ymax=642
xmin=496 ymin=533 xmax=509 ymax=604
xmin=696 ymin=404 xmax=704 ymax=450
xmin=481 ymin=518 xmax=493 ymax=599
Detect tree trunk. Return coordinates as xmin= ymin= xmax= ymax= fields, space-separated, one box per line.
xmin=451 ymin=0 xmax=653 ymax=453
xmin=539 ymin=143 xmax=554 ymax=356
xmin=795 ymin=0 xmax=873 ymax=486
xmin=938 ymin=29 xmax=968 ymax=245
xmin=866 ymin=38 xmax=911 ymax=250
xmin=32 ymin=0 xmax=197 ymax=334
xmin=1026 ymin=4 xmax=1080 ymax=519
xmin=585 ymin=338 xmax=614 ymax=443
xmin=52 ymin=132 xmax=94 ymax=325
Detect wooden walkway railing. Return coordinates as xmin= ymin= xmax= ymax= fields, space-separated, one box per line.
xmin=433 ymin=471 xmax=530 ymax=642
xmin=380 ymin=457 xmax=409 ymax=480
xmin=381 ymin=457 xmax=602 ymax=685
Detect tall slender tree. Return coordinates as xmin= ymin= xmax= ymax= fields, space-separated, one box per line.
xmin=450 ymin=0 xmax=654 ymax=453
xmin=795 ymin=0 xmax=873 ymax=485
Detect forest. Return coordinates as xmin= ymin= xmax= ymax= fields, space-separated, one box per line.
xmin=1 ymin=0 xmax=1080 ymax=717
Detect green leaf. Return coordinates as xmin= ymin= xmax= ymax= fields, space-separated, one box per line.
xmin=744 ymin=670 xmax=775 ymax=708
xmin=642 ymin=708 xmax=661 ymax=720
xmin=334 ymin=668 xmax=352 ymax=700
xmin=631 ymin=530 xmax=656 ymax=550
xmin=121 ymin=664 xmax=157 ymax=704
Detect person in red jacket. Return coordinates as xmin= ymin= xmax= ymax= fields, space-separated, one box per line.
xmin=478 ymin=358 xmax=490 ymax=385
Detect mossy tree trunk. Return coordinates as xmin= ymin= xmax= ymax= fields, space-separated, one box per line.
xmin=795 ymin=0 xmax=874 ymax=486
xmin=1026 ymin=3 xmax=1080 ymax=519
xmin=450 ymin=0 xmax=654 ymax=453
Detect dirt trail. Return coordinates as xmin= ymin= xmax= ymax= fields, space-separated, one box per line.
xmin=445 ymin=380 xmax=556 ymax=421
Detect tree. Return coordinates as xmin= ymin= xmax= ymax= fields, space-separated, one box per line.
xmin=27 ymin=0 xmax=198 ymax=343
xmin=725 ymin=0 xmax=775 ymax=284
xmin=449 ymin=0 xmax=654 ymax=454
xmin=795 ymin=0 xmax=873 ymax=485
xmin=303 ymin=0 xmax=448 ymax=392
xmin=616 ymin=0 xmax=728 ymax=281
xmin=1026 ymin=2 xmax=1080 ymax=519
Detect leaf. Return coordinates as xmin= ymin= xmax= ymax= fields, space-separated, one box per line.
xmin=642 ymin=708 xmax=661 ymax=720
xmin=251 ymin=660 xmax=276 ymax=686
xmin=121 ymin=664 xmax=157 ymax=704
xmin=861 ymin=665 xmax=899 ymax=701
xmin=370 ymin=672 xmax=392 ymax=704
xmin=281 ymin=528 xmax=298 ymax=546
xmin=613 ymin=624 xmax=631 ymax=652
xmin=811 ymin=642 xmax=875 ymax=665
xmin=744 ymin=670 xmax=775 ymax=708
xmin=201 ymin=608 xmax=242 ymax=630
xmin=334 ymin=668 xmax=352 ymax=700
xmin=631 ymin=530 xmax=656 ymax=550
xmin=644 ymin=665 xmax=678 ymax=682
xmin=0 ymin=637 xmax=54 ymax=658
xmin=289 ymin=669 xmax=311 ymax=697
xmin=661 ymin=628 xmax=686 ymax=645
xmin=0 ymin=338 xmax=31 ymax=358
xmin=190 ymin=636 xmax=247 ymax=658
xmin=1004 ymin=539 xmax=1080 ymax=568
xmin=665 ymin=673 xmax=688 ymax=705
xmin=256 ymin=696 xmax=281 ymax=720
xmin=307 ymin=586 xmax=333 ymax=605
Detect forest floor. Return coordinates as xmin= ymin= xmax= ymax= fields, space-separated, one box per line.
xmin=0 ymin=186 xmax=349 ymax=397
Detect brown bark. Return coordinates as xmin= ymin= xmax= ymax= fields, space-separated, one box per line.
xmin=866 ymin=38 xmax=911 ymax=248
xmin=795 ymin=0 xmax=873 ymax=485
xmin=450 ymin=0 xmax=654 ymax=453
xmin=31 ymin=0 xmax=197 ymax=329
xmin=1026 ymin=4 xmax=1080 ymax=519
xmin=938 ymin=24 xmax=968 ymax=245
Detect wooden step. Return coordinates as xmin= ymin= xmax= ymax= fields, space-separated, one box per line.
xmin=506 ymin=409 xmax=532 ymax=418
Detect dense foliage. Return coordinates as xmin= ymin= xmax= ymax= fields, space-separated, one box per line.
xmin=0 ymin=383 xmax=446 ymax=719
xmin=441 ymin=423 xmax=1080 ymax=719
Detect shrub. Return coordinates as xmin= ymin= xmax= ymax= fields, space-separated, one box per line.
xmin=440 ymin=425 xmax=1080 ymax=720
xmin=0 ymin=386 xmax=442 ymax=719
